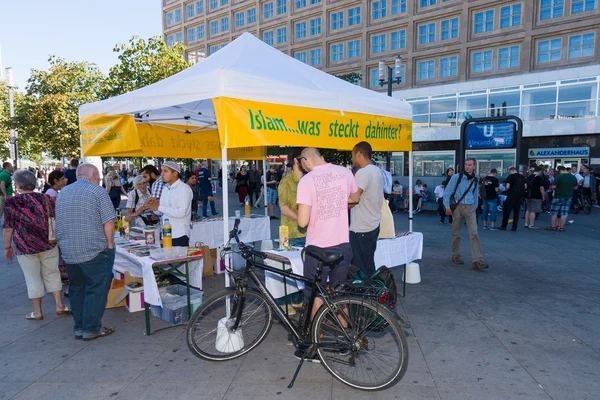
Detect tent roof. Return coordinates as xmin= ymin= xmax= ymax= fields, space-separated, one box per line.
xmin=80 ymin=33 xmax=411 ymax=126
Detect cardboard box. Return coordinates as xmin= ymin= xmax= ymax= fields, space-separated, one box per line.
xmin=106 ymin=272 xmax=143 ymax=309
xmin=126 ymin=289 xmax=145 ymax=313
xmin=200 ymin=245 xmax=215 ymax=277
xmin=150 ymin=284 xmax=203 ymax=325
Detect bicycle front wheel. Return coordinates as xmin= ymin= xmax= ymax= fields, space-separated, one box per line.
xmin=311 ymin=296 xmax=408 ymax=391
xmin=187 ymin=288 xmax=272 ymax=361
xmin=583 ymin=199 xmax=591 ymax=214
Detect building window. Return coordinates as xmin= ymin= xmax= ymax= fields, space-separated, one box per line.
xmin=390 ymin=30 xmax=406 ymax=50
xmin=187 ymin=3 xmax=195 ymax=18
xmin=537 ymin=38 xmax=562 ymax=63
xmin=568 ymin=33 xmax=595 ymax=59
xmin=472 ymin=50 xmax=492 ymax=73
xmin=440 ymin=56 xmax=458 ymax=77
xmin=331 ymin=11 xmax=344 ymax=30
xmin=210 ymin=44 xmax=219 ymax=54
xmin=398 ymin=64 xmax=405 ymax=83
xmin=295 ymin=51 xmax=307 ymax=63
xmin=235 ymin=12 xmax=245 ymax=28
xmin=187 ymin=27 xmax=196 ymax=42
xmin=247 ymin=8 xmax=257 ymax=24
xmin=417 ymin=60 xmax=435 ymax=81
xmin=348 ymin=7 xmax=361 ymax=25
xmin=498 ymin=46 xmax=520 ymax=69
xmin=348 ymin=39 xmax=361 ymax=58
xmin=263 ymin=2 xmax=274 ymax=19
xmin=175 ymin=9 xmax=182 ymax=22
xmin=188 ymin=49 xmax=206 ymax=65
xmin=295 ymin=21 xmax=307 ymax=38
xmin=418 ymin=23 xmax=436 ymax=45
xmin=331 ymin=43 xmax=344 ymax=62
xmin=220 ymin=0 xmax=228 ymax=6
xmin=392 ymin=0 xmax=406 ymax=14
xmin=310 ymin=17 xmax=321 ymax=35
xmin=474 ymin=10 xmax=494 ymax=33
xmin=370 ymin=68 xmax=380 ymax=88
xmin=276 ymin=0 xmax=287 ymax=15
xmin=196 ymin=0 xmax=204 ymax=14
xmin=441 ymin=18 xmax=458 ymax=41
xmin=210 ymin=20 xmax=219 ymax=35
xmin=296 ymin=0 xmax=306 ymax=8
xmin=310 ymin=0 xmax=321 ymax=4
xmin=572 ymin=0 xmax=597 ymax=13
xmin=310 ymin=48 xmax=322 ymax=65
xmin=420 ymin=0 xmax=436 ymax=7
xmin=276 ymin=27 xmax=287 ymax=43
xmin=371 ymin=34 xmax=386 ymax=53
xmin=372 ymin=0 xmax=387 ymax=20
xmin=263 ymin=31 xmax=274 ymax=45
xmin=209 ymin=0 xmax=218 ymax=10
xmin=220 ymin=17 xmax=229 ymax=32
xmin=166 ymin=11 xmax=174 ymax=26
xmin=540 ymin=0 xmax=564 ymax=20
xmin=500 ymin=4 xmax=521 ymax=28
xmin=167 ymin=35 xmax=174 ymax=47
xmin=175 ymin=32 xmax=183 ymax=43
xmin=198 ymin=25 xmax=205 ymax=39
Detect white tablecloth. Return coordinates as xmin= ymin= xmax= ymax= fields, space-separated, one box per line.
xmin=113 ymin=246 xmax=203 ymax=307
xmin=190 ymin=215 xmax=271 ymax=248
xmin=263 ymin=233 xmax=424 ymax=299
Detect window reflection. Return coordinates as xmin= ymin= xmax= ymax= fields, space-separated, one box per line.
xmin=558 ymin=83 xmax=596 ymax=102
xmin=557 ymin=100 xmax=596 ymax=118
xmin=522 ymin=87 xmax=557 ymax=105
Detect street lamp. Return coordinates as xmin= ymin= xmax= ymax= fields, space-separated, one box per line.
xmin=378 ymin=56 xmax=402 ymax=170
xmin=5 ymin=67 xmax=17 ymax=169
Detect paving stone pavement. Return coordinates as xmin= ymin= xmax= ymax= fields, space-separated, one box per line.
xmin=1 ymin=195 xmax=599 ymax=400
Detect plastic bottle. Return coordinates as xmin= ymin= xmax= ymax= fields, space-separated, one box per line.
xmin=115 ymin=209 xmax=122 ymax=231
xmin=162 ymin=218 xmax=172 ymax=248
xmin=245 ymin=195 xmax=251 ymax=217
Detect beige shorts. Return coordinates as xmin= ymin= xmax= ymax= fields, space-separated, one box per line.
xmin=16 ymin=247 xmax=62 ymax=299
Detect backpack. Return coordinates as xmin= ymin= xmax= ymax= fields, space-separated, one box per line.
xmin=525 ymin=175 xmax=536 ymax=198
xmin=479 ymin=179 xmax=487 ymax=200
xmin=347 ymin=265 xmax=397 ymax=311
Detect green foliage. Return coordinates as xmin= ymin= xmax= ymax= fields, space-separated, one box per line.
xmin=101 ymin=36 xmax=190 ymax=99
xmin=335 ymin=72 xmax=361 ymax=86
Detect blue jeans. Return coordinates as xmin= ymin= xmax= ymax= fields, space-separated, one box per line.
xmin=289 ymin=237 xmax=306 ymax=247
xmin=66 ymin=248 xmax=115 ymax=336
xmin=481 ymin=199 xmax=498 ymax=225
xmin=202 ymin=199 xmax=217 ymax=217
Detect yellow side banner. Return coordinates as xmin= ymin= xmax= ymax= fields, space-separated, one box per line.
xmin=80 ymin=114 xmax=142 ymax=156
xmin=81 ymin=114 xmax=263 ymax=160
xmin=214 ymin=97 xmax=412 ymax=152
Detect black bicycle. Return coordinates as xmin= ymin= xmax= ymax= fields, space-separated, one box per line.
xmin=186 ymin=219 xmax=408 ymax=391
xmin=572 ymin=192 xmax=592 ymax=215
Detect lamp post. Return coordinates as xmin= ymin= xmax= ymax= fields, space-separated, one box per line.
xmin=5 ymin=67 xmax=17 ymax=169
xmin=378 ymin=56 xmax=402 ymax=171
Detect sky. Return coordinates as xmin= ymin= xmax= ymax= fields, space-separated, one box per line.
xmin=0 ymin=0 xmax=162 ymax=89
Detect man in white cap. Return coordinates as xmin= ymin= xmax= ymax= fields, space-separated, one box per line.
xmin=144 ymin=161 xmax=193 ymax=246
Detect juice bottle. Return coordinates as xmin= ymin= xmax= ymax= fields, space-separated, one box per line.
xmin=115 ymin=209 xmax=121 ymax=231
xmin=162 ymin=218 xmax=172 ymax=248
xmin=279 ymin=225 xmax=289 ymax=250
xmin=245 ymin=195 xmax=251 ymax=217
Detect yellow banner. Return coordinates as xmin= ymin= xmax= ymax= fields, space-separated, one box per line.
xmin=80 ymin=114 xmax=263 ymax=160
xmin=80 ymin=115 xmax=141 ymax=156
xmin=214 ymin=97 xmax=412 ymax=152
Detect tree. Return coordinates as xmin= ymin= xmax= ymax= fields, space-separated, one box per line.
xmin=101 ymin=36 xmax=190 ymax=99
xmin=13 ymin=56 xmax=105 ymax=159
xmin=335 ymin=72 xmax=361 ymax=86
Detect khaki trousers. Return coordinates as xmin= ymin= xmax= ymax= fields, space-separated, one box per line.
xmin=451 ymin=204 xmax=484 ymax=263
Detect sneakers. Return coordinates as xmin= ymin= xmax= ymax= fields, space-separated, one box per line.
xmin=524 ymin=224 xmax=529 ymax=228
xmin=489 ymin=226 xmax=497 ymax=231
xmin=472 ymin=261 xmax=489 ymax=270
xmin=452 ymin=256 xmax=465 ymax=265
xmin=294 ymin=349 xmax=321 ymax=363
xmin=528 ymin=226 xmax=540 ymax=230
xmin=482 ymin=225 xmax=487 ymax=230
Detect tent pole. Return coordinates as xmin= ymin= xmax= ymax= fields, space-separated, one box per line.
xmin=263 ymin=148 xmax=268 ymax=217
xmin=408 ymin=151 xmax=413 ymax=233
xmin=221 ymin=147 xmax=230 ymax=290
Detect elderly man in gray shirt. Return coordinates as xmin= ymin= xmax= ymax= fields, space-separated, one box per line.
xmin=443 ymin=158 xmax=488 ymax=271
xmin=56 ymin=164 xmax=116 ymax=341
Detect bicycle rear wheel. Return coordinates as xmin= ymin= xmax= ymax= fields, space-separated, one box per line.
xmin=311 ymin=296 xmax=408 ymax=391
xmin=583 ymin=198 xmax=591 ymax=214
xmin=187 ymin=288 xmax=272 ymax=361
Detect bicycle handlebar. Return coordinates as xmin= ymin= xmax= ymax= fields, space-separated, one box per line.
xmin=229 ymin=218 xmax=267 ymax=260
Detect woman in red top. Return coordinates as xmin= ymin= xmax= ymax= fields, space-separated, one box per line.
xmin=3 ymin=170 xmax=70 ymax=320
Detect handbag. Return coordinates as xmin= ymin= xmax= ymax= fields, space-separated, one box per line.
xmin=449 ymin=174 xmax=476 ymax=212
xmin=44 ymin=195 xmax=57 ymax=245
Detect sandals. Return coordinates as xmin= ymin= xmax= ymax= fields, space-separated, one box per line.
xmin=25 ymin=312 xmax=43 ymax=321
xmin=56 ymin=306 xmax=72 ymax=315
xmin=558 ymin=228 xmax=565 ymax=232
xmin=82 ymin=327 xmax=116 ymax=341
xmin=545 ymin=226 xmax=558 ymax=231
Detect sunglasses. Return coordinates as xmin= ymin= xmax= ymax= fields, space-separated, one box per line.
xmin=296 ymin=156 xmax=306 ymax=163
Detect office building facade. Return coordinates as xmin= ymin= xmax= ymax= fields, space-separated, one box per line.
xmin=162 ymin=0 xmax=600 ymax=176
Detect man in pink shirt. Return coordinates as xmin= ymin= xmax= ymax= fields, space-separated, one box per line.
xmin=297 ymin=148 xmax=359 ymax=321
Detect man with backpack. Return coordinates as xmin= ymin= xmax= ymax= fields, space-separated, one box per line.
xmin=499 ymin=167 xmax=525 ymax=232
xmin=524 ymin=166 xmax=545 ymax=230
xmin=443 ymin=158 xmax=488 ymax=270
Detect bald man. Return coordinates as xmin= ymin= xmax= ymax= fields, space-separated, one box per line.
xmin=56 ymin=163 xmax=117 ymax=341
xmin=297 ymin=148 xmax=359 ymax=325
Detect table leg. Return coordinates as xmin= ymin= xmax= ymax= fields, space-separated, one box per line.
xmin=144 ymin=301 xmax=152 ymax=336
xmin=402 ymin=265 xmax=406 ymax=297
xmin=282 ymin=259 xmax=289 ymax=315
xmin=185 ymin=262 xmax=192 ymax=318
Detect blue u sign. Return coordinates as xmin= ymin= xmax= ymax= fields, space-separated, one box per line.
xmin=465 ymin=122 xmax=515 ymax=149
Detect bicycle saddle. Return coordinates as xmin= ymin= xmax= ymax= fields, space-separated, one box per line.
xmin=303 ymin=246 xmax=344 ymax=265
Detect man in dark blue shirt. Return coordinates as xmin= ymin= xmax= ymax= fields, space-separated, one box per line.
xmin=197 ymin=162 xmax=218 ymax=217
xmin=63 ymin=159 xmax=79 ymax=185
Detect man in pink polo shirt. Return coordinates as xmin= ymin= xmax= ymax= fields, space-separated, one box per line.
xmin=297 ymin=148 xmax=359 ymax=319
